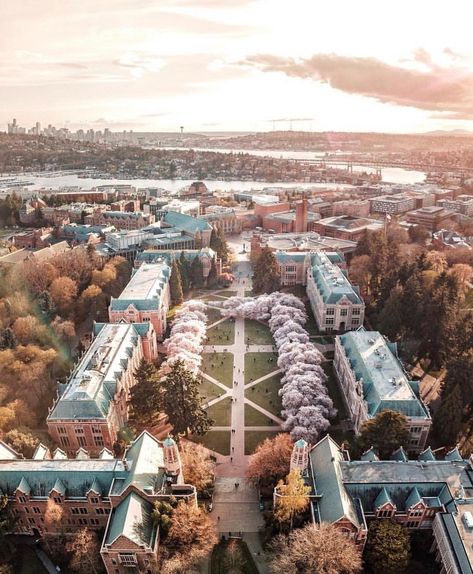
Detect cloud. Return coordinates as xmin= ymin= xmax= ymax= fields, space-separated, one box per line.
xmin=241 ymin=52 xmax=473 ymax=120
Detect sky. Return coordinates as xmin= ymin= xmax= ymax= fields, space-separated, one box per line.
xmin=2 ymin=0 xmax=473 ymax=134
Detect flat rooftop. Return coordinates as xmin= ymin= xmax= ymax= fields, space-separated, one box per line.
xmin=317 ymin=215 xmax=383 ymax=231
xmin=258 ymin=231 xmax=357 ymax=253
xmin=118 ymin=262 xmax=170 ymax=302
xmin=339 ymin=330 xmax=429 ymax=418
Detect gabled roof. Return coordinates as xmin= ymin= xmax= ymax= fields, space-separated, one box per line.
xmin=309 ymin=435 xmax=360 ymax=528
xmin=52 ymin=448 xmax=67 ymax=460
xmin=32 ymin=444 xmax=50 ymax=460
xmin=162 ymin=211 xmax=211 ymax=233
xmin=374 ymin=487 xmax=394 ymax=509
xmin=405 ymin=487 xmax=423 ymax=508
xmin=105 ymin=492 xmax=157 ymax=548
xmin=361 ymin=447 xmax=379 ymax=462
xmin=391 ymin=447 xmax=409 ymax=462
xmin=87 ymin=477 xmax=102 ymax=496
xmin=418 ymin=447 xmax=436 ymax=461
xmin=50 ymin=478 xmax=66 ymax=496
xmin=75 ymin=448 xmax=90 ymax=460
xmin=445 ymin=447 xmax=463 ymax=462
xmin=0 ymin=441 xmax=21 ymax=460
xmin=16 ymin=477 xmax=31 ymax=495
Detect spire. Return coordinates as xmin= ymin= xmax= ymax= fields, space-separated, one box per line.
xmin=290 ymin=439 xmax=309 ymax=473
xmin=163 ymin=436 xmax=182 ymax=479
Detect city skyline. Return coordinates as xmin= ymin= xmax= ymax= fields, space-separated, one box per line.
xmin=3 ymin=0 xmax=473 ymax=134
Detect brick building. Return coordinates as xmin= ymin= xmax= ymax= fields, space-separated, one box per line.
xmin=109 ymin=261 xmax=171 ymax=339
xmin=306 ymin=251 xmax=364 ymax=332
xmin=405 ymin=206 xmax=454 ymax=231
xmin=47 ymin=322 xmax=162 ymax=456
xmin=313 ymin=215 xmax=383 ymax=242
xmin=85 ymin=209 xmax=155 ymax=230
xmin=0 ymin=432 xmax=197 ymax=573
xmin=334 ymin=328 xmax=431 ymax=452
xmin=283 ymin=436 xmax=473 ymax=572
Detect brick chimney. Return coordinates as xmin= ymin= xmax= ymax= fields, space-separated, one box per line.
xmin=295 ymin=199 xmax=308 ymax=233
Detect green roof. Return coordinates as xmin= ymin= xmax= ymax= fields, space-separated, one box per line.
xmin=374 ymin=487 xmax=393 ymax=509
xmin=418 ymin=447 xmax=436 ymax=461
xmin=361 ymin=447 xmax=379 ymax=462
xmin=391 ymin=447 xmax=408 ymax=462
xmin=48 ymin=324 xmax=140 ymax=421
xmin=310 ymin=251 xmax=362 ymax=305
xmin=162 ymin=211 xmax=211 ymax=234
xmin=339 ymin=329 xmax=430 ymax=420
xmin=309 ymin=436 xmax=360 ymax=528
xmin=105 ymin=492 xmax=157 ymax=548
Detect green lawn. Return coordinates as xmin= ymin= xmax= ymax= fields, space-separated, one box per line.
xmin=244 ymin=403 xmax=277 ymax=426
xmin=199 ymin=378 xmax=226 ymax=403
xmin=201 ymin=352 xmax=234 ymax=387
xmin=245 ymin=430 xmax=281 ymax=455
xmin=322 ymin=362 xmax=348 ymax=423
xmin=217 ymin=290 xmax=238 ymax=298
xmin=206 ymin=319 xmax=235 ymax=345
xmin=190 ymin=431 xmax=231 ymax=455
xmin=211 ymin=540 xmax=259 ymax=574
xmin=207 ymin=397 xmax=232 ymax=426
xmin=244 ymin=319 xmax=274 ymax=345
xmin=205 ymin=306 xmax=224 ymax=325
xmin=245 ymin=374 xmax=282 ymax=417
xmin=244 ymin=352 xmax=279 ymax=384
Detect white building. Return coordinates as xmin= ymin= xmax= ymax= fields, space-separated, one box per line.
xmin=306 ymin=251 xmax=364 ymax=332
xmin=334 ymin=328 xmax=431 ymax=451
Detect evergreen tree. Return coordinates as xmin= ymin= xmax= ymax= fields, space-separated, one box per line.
xmin=364 ymin=520 xmax=411 ymax=574
xmin=252 ymin=247 xmax=280 ymax=294
xmin=433 ymin=384 xmax=464 ymax=446
xmin=156 ymin=360 xmax=212 ymax=437
xmin=207 ymin=256 xmax=218 ymax=288
xmin=210 ymin=227 xmax=230 ymax=264
xmin=190 ymin=256 xmax=205 ymax=289
xmin=0 ymin=327 xmax=17 ymax=350
xmin=179 ymin=251 xmax=191 ymax=293
xmin=170 ymin=259 xmax=184 ymax=305
xmin=357 ymin=410 xmax=410 ymax=460
xmin=128 ymin=359 xmax=161 ymax=431
xmin=37 ymin=290 xmax=55 ymax=319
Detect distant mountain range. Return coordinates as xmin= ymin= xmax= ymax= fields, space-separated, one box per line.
xmin=422 ymin=129 xmax=473 ymax=136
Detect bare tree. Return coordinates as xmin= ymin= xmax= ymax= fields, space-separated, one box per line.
xmin=269 ymin=522 xmax=362 ymax=574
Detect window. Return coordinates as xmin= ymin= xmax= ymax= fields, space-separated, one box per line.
xmin=24 ymin=507 xmax=29 ymax=514
xmin=352 ymin=308 xmax=361 ymax=316
xmin=119 ymin=554 xmax=138 ymax=566
xmin=32 ymin=507 xmax=41 ymax=514
xmin=57 ymin=426 xmax=67 ymax=435
xmin=96 ymin=508 xmax=106 ymax=515
xmin=406 ymin=521 xmax=420 ymax=528
xmin=28 ymin=517 xmax=35 ymax=524
xmin=60 ymin=436 xmax=70 ymax=448
xmin=90 ymin=518 xmax=99 ymax=525
xmin=77 ymin=436 xmax=87 ymax=448
xmin=75 ymin=426 xmax=84 ymax=435
xmin=410 ymin=427 xmax=422 ymax=435
xmin=352 ymin=318 xmax=359 ymax=325
xmin=90 ymin=497 xmax=99 ymax=505
xmin=340 ymin=308 xmax=348 ymax=316
xmin=18 ymin=496 xmax=27 ymax=504
xmin=94 ymin=435 xmax=104 ymax=447
xmin=410 ymin=509 xmax=423 ymax=517
xmin=326 ymin=307 xmax=335 ymax=316
xmin=286 ymin=265 xmax=296 ymax=272
xmin=378 ymin=509 xmax=393 ymax=518
xmin=91 ymin=426 xmax=101 ymax=435
xmin=79 ymin=508 xmax=88 ymax=515
xmin=326 ymin=318 xmax=334 ymax=325
xmin=53 ymin=497 xmax=62 ymax=504
xmin=78 ymin=518 xmax=88 ymax=525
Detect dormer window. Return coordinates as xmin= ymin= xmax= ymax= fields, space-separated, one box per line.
xmin=376 ymin=505 xmax=395 ymax=518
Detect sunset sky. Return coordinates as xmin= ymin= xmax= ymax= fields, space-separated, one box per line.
xmin=2 ymin=0 xmax=473 ymax=133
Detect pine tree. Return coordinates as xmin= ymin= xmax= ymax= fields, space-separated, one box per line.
xmin=0 ymin=327 xmax=17 ymax=350
xmin=156 ymin=360 xmax=212 ymax=437
xmin=252 ymin=247 xmax=280 ymax=294
xmin=37 ymin=290 xmax=55 ymax=319
xmin=191 ymin=256 xmax=205 ymax=289
xmin=170 ymin=259 xmax=184 ymax=305
xmin=128 ymin=359 xmax=161 ymax=431
xmin=364 ymin=520 xmax=411 ymax=574
xmin=357 ymin=410 xmax=410 ymax=460
xmin=179 ymin=252 xmax=191 ymax=293
xmin=207 ymin=256 xmax=218 ymax=288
